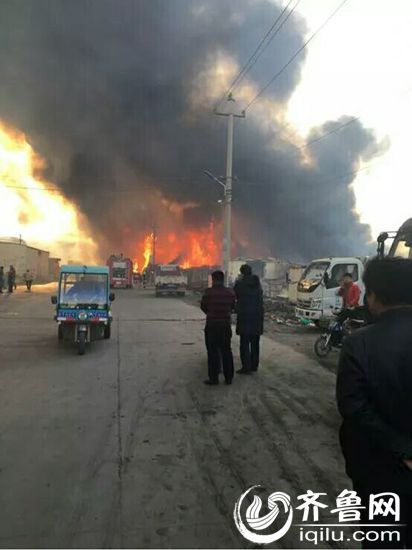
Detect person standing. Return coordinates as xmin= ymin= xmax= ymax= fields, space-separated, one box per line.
xmin=337 ymin=257 xmax=412 ymax=548
xmin=200 ymin=270 xmax=236 ymax=385
xmin=24 ymin=269 xmax=34 ymax=291
xmin=0 ymin=266 xmax=4 ymax=293
xmin=7 ymin=265 xmax=16 ymax=294
xmin=336 ymin=272 xmax=361 ymax=323
xmin=234 ymin=264 xmax=264 ymax=374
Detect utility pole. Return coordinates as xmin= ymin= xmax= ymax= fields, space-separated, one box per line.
xmin=152 ymin=222 xmax=157 ymax=284
xmin=214 ymin=94 xmax=245 ymax=284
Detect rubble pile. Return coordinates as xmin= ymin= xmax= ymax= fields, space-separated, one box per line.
xmin=264 ymin=297 xmax=317 ymax=329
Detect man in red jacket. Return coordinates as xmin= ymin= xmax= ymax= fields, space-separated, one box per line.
xmin=336 ymin=272 xmax=361 ymax=324
xmin=200 ymin=270 xmax=236 ymax=385
xmin=338 ymin=272 xmax=361 ymax=308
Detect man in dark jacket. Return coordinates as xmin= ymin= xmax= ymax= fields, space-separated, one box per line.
xmin=234 ymin=264 xmax=264 ymax=374
xmin=200 ymin=270 xmax=236 ymax=385
xmin=337 ymin=257 xmax=412 ymax=548
xmin=7 ymin=265 xmax=16 ymax=294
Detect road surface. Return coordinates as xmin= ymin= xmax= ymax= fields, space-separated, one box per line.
xmin=0 ymin=287 xmax=351 ymax=549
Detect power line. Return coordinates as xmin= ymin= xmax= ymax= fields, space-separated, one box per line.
xmin=244 ymin=0 xmax=350 ymax=111
xmin=306 ymin=116 xmax=358 ymax=146
xmin=236 ymin=155 xmax=386 ymax=188
xmin=215 ymin=0 xmax=299 ymax=108
xmin=276 ymin=116 xmax=359 ymax=161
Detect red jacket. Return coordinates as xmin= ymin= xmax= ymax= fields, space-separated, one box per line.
xmin=338 ymin=282 xmax=361 ymax=308
xmin=201 ymin=283 xmax=236 ymax=324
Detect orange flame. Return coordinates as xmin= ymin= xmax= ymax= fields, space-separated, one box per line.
xmin=135 ymin=223 xmax=220 ymax=270
xmin=143 ymin=233 xmax=153 ymax=270
xmin=0 ymin=120 xmax=98 ymax=262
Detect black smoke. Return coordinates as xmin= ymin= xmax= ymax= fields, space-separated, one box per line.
xmin=0 ymin=0 xmax=385 ymax=261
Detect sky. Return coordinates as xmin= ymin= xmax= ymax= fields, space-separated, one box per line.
xmin=286 ymin=0 xmax=412 ymax=238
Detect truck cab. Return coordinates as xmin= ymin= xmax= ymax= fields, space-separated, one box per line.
xmin=295 ymin=257 xmax=365 ymax=323
xmin=107 ymin=255 xmax=133 ymax=289
xmin=384 ymin=218 xmax=412 ymax=258
xmin=155 ymin=264 xmax=187 ymax=296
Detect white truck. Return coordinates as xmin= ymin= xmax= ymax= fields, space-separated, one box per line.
xmin=295 ymin=218 xmax=412 ymax=323
xmin=155 ymin=264 xmax=187 ymax=297
xmin=295 ymin=257 xmax=366 ymax=323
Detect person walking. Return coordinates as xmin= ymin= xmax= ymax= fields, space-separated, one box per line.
xmin=337 ymin=257 xmax=412 ymax=548
xmin=7 ymin=265 xmax=16 ymax=294
xmin=200 ymin=270 xmax=236 ymax=385
xmin=234 ymin=264 xmax=264 ymax=374
xmin=0 ymin=266 xmax=4 ymax=293
xmin=23 ymin=269 xmax=34 ymax=291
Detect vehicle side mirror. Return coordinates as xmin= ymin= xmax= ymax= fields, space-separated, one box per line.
xmin=51 ymin=295 xmax=57 ymax=305
xmin=109 ymin=292 xmax=115 ymax=302
xmin=323 ymin=272 xmax=329 ymax=286
xmin=377 ymin=232 xmax=388 ymax=257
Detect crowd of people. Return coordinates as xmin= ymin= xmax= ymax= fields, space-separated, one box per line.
xmin=200 ymin=257 xmax=412 ymax=548
xmin=0 ymin=265 xmax=34 ymax=293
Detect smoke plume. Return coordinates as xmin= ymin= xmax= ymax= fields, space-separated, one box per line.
xmin=0 ymin=0 xmax=386 ymax=262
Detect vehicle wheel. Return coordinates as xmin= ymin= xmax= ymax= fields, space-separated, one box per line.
xmin=314 ymin=335 xmax=331 ymax=358
xmin=104 ymin=324 xmax=111 ymax=339
xmin=58 ymin=325 xmax=63 ymax=340
xmin=78 ymin=332 xmax=86 ymax=355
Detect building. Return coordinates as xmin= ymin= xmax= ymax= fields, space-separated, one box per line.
xmin=48 ymin=257 xmax=61 ymax=281
xmin=229 ymin=257 xmax=290 ymax=293
xmin=0 ymin=237 xmax=59 ymax=283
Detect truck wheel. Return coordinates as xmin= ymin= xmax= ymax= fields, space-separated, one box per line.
xmin=314 ymin=335 xmax=331 ymax=358
xmin=58 ymin=325 xmax=63 ymax=341
xmin=78 ymin=332 xmax=86 ymax=355
xmin=104 ymin=324 xmax=111 ymax=339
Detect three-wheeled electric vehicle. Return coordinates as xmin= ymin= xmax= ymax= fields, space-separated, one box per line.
xmin=51 ymin=265 xmax=115 ymax=355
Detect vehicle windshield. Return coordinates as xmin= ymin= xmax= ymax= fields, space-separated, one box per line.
xmin=301 ymin=261 xmax=330 ymax=281
xmin=156 ymin=265 xmax=182 ymax=276
xmin=389 ymin=233 xmax=412 ymax=259
xmin=112 ymin=267 xmax=126 ymax=278
xmin=58 ymin=273 xmax=108 ymax=308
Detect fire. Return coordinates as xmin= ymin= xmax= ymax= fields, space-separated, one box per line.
xmin=135 ymin=223 xmax=220 ymax=270
xmin=0 ymin=120 xmax=98 ymax=262
xmin=143 ymin=233 xmax=152 ymax=269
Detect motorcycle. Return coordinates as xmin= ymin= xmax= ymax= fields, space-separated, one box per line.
xmin=314 ymin=311 xmax=366 ymax=358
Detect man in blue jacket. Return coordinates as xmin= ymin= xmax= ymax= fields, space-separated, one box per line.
xmin=234 ymin=264 xmax=264 ymax=374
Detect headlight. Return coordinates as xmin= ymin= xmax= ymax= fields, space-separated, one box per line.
xmin=311 ymin=299 xmax=322 ymax=309
xmin=78 ymin=311 xmax=88 ymax=321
